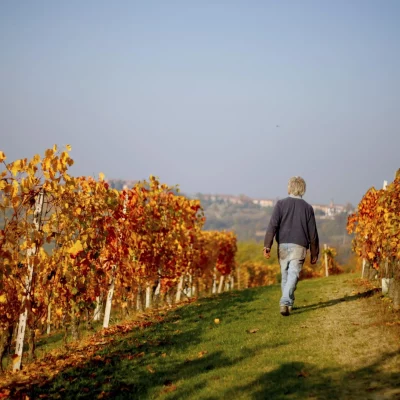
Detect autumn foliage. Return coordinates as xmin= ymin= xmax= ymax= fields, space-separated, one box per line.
xmin=0 ymin=146 xmax=237 ymax=370
xmin=347 ymin=177 xmax=400 ymax=271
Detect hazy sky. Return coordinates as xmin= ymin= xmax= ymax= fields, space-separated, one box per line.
xmin=1 ymin=1 xmax=399 ymax=205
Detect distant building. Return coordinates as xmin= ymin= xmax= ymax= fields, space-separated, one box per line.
xmin=252 ymin=198 xmax=275 ymax=207
xmin=312 ymin=201 xmax=346 ymax=219
xmin=201 ymin=194 xmax=253 ymax=205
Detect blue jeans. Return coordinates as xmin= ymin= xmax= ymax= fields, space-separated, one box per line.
xmin=279 ymin=243 xmax=307 ymax=307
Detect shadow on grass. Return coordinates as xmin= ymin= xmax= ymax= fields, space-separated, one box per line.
xmin=294 ymin=288 xmax=381 ymax=314
xmin=218 ymin=350 xmax=400 ymax=400
xmin=35 ymin=331 xmax=65 ymax=349
xmin=9 ymin=288 xmax=267 ymax=399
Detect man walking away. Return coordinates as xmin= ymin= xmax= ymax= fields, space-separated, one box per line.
xmin=263 ymin=176 xmax=319 ymax=316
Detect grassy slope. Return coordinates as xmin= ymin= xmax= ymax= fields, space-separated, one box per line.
xmin=4 ymin=274 xmax=400 ymax=400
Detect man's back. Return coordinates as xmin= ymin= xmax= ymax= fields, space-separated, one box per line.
xmin=264 ymin=196 xmax=319 ymax=260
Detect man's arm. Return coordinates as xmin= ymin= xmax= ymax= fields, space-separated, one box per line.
xmin=263 ymin=202 xmax=280 ymax=256
xmin=308 ymin=207 xmax=319 ymax=264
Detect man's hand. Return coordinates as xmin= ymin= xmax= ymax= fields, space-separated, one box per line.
xmin=263 ymin=247 xmax=271 ymax=259
xmin=311 ymin=256 xmax=318 ymax=265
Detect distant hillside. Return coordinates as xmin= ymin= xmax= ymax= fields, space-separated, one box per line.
xmin=194 ymin=193 xmax=354 ymax=265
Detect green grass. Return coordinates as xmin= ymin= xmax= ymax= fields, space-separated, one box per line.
xmin=7 ymin=274 xmax=400 ymax=399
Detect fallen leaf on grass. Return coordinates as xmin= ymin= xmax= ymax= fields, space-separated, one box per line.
xmin=162 ymin=382 xmax=177 ymax=394
xmin=198 ymin=351 xmax=208 ymax=358
xmin=385 ymin=321 xmax=400 ymax=326
xmin=214 ymin=318 xmax=220 ymax=324
xmin=297 ymin=370 xmax=309 ymax=378
xmin=246 ymin=329 xmax=259 ymax=334
xmin=161 ymin=353 xmax=167 ymax=358
xmin=300 ymin=325 xmax=308 ymax=328
xmin=146 ymin=365 xmax=155 ymax=373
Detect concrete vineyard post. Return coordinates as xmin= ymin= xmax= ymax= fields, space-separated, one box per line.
xmin=103 ymin=193 xmax=127 ymax=328
xmin=103 ymin=270 xmax=115 ymax=328
xmin=46 ymin=304 xmax=51 ymax=334
xmin=14 ymin=190 xmax=44 ymax=371
xmin=136 ymin=285 xmax=143 ymax=312
xmin=212 ymin=267 xmax=217 ymax=294
xmin=176 ymin=275 xmax=183 ymax=302
xmin=94 ymin=296 xmax=102 ymax=321
xmin=218 ymin=275 xmax=224 ymax=293
xmin=145 ymin=283 xmax=152 ymax=309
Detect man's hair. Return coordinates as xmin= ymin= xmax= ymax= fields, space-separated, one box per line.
xmin=288 ymin=176 xmax=306 ymax=197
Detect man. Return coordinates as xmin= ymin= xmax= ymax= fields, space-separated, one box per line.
xmin=263 ymin=176 xmax=319 ymax=316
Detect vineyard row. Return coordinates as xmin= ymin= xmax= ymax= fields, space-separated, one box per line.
xmin=0 ymin=146 xmax=237 ymax=370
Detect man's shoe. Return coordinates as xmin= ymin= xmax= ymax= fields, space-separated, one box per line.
xmin=280 ymin=305 xmax=289 ymax=316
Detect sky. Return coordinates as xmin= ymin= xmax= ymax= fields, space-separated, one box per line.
xmin=1 ymin=1 xmax=399 ymax=206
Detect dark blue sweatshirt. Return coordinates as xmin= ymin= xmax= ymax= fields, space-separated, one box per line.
xmin=264 ymin=196 xmax=319 ymax=260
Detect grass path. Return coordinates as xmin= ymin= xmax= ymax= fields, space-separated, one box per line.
xmin=2 ymin=274 xmax=400 ymax=399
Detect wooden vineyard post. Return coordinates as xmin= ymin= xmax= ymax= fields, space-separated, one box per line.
xmin=14 ymin=189 xmax=45 ymax=371
xmin=324 ymin=244 xmax=329 ymax=277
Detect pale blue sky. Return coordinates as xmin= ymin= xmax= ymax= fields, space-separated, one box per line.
xmin=1 ymin=1 xmax=399 ymax=205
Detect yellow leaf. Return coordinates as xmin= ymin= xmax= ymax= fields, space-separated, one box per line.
xmin=32 ymin=154 xmax=41 ymax=165
xmin=214 ymin=318 xmax=220 ymax=324
xmin=0 ymin=151 xmax=6 ymax=163
xmin=99 ymin=172 xmax=105 ymax=181
xmin=11 ymin=160 xmax=22 ymax=176
xmin=0 ymin=180 xmax=7 ymax=190
xmin=367 ymin=252 xmax=375 ymax=259
xmin=53 ymin=144 xmax=58 ymax=152
xmin=0 ymin=294 xmax=7 ymax=303
xmin=45 ymin=148 xmax=54 ymax=158
xmin=56 ymin=308 xmax=63 ymax=316
xmin=66 ymin=144 xmax=72 ymax=151
xmin=68 ymin=240 xmax=84 ymax=257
